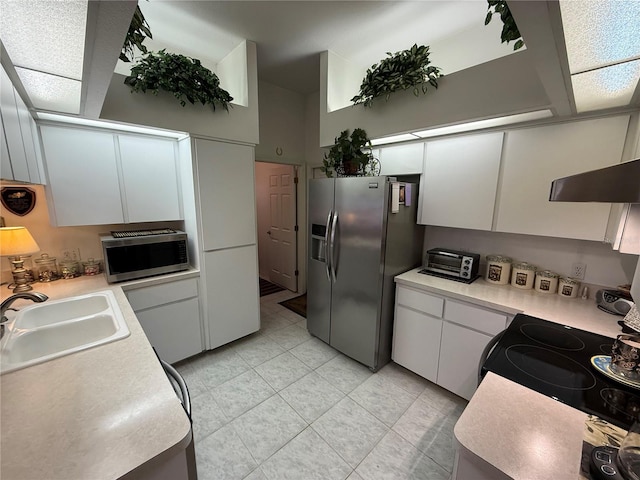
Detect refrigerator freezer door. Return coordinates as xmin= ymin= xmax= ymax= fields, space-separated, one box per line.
xmin=330 ymin=177 xmax=388 ymax=368
xmin=307 ymin=178 xmax=334 ymax=343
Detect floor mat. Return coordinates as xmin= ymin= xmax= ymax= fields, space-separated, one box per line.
xmin=279 ymin=294 xmax=306 ymax=318
xmin=259 ymin=278 xmax=285 ymax=297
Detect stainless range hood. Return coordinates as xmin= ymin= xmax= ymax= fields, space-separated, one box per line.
xmin=549 ymin=158 xmax=640 ymax=203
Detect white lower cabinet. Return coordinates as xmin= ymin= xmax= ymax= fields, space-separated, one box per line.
xmin=392 ymin=305 xmax=442 ymax=383
xmin=125 ymin=278 xmax=203 ymax=364
xmin=437 ymin=322 xmax=494 ymax=401
xmin=393 ymin=285 xmax=510 ymax=400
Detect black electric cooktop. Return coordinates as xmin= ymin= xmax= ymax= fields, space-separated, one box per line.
xmin=482 ymin=314 xmax=640 ymax=430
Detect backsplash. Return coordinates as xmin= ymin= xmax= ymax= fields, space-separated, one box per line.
xmin=0 ymin=184 xmax=183 ymax=280
xmin=423 ymin=225 xmax=638 ymax=289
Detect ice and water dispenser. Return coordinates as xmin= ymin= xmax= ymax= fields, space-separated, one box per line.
xmin=311 ymin=224 xmax=327 ymax=262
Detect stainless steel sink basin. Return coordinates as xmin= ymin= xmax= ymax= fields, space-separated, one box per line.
xmin=1 ymin=290 xmax=130 ymax=374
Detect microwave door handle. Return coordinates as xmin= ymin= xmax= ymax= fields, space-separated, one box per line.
xmin=325 ymin=210 xmax=333 ymax=282
xmin=330 ymin=211 xmax=338 ymax=282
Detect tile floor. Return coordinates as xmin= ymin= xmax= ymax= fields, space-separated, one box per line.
xmin=176 ymin=290 xmax=467 ymax=480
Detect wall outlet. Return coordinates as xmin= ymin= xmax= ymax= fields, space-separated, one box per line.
xmin=571 ymin=262 xmax=586 ymax=280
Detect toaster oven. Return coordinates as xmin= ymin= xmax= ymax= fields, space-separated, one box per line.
xmin=422 ymin=248 xmax=480 ymax=282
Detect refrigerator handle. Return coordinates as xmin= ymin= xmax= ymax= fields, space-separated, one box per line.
xmin=324 ymin=210 xmax=333 ymax=282
xmin=330 ymin=211 xmax=338 ymax=282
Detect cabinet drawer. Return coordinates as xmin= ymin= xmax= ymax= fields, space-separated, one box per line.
xmin=126 ymin=278 xmax=198 ymax=311
xmin=443 ymin=300 xmax=507 ymax=335
xmin=396 ymin=286 xmax=444 ymax=318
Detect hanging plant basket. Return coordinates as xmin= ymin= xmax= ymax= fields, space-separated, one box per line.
xmin=321 ymin=128 xmax=381 ymax=178
xmin=351 ymin=44 xmax=442 ymax=108
xmin=124 ymin=50 xmax=233 ymax=112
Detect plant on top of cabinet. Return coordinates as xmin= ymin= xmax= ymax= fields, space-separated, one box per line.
xmin=350 ymin=44 xmax=442 ymax=108
xmin=120 ymin=5 xmax=153 ymax=62
xmin=321 ymin=128 xmax=381 ymax=177
xmin=485 ymin=0 xmax=524 ymax=50
xmin=124 ymin=50 xmax=234 ymax=112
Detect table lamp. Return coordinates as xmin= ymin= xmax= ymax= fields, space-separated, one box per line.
xmin=0 ymin=227 xmax=41 ymax=293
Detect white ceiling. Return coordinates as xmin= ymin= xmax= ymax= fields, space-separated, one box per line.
xmin=115 ymin=0 xmax=518 ymax=95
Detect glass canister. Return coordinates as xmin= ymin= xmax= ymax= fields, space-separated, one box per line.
xmin=485 ymin=255 xmax=512 ymax=285
xmin=34 ymin=253 xmax=60 ymax=282
xmin=60 ymin=259 xmax=82 ymax=279
xmin=535 ymin=270 xmax=559 ymax=294
xmin=511 ymin=262 xmax=536 ymax=289
xmin=558 ymin=277 xmax=580 ymax=298
xmin=82 ymin=258 xmax=101 ymax=276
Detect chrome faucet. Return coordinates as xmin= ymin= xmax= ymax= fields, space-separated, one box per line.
xmin=1 ymin=292 xmax=48 ymax=338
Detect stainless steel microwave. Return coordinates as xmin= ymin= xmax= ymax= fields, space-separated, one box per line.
xmin=423 ymin=248 xmax=480 ymax=281
xmin=101 ymin=229 xmax=189 ymax=283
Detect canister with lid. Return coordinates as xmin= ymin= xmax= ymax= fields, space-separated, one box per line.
xmin=82 ymin=258 xmax=101 ymax=276
xmin=558 ymin=277 xmax=580 ymax=298
xmin=511 ymin=262 xmax=536 ymax=289
xmin=485 ymin=255 xmax=512 ymax=285
xmin=34 ymin=253 xmax=60 ymax=282
xmin=535 ymin=270 xmax=559 ymax=294
xmin=60 ymin=259 xmax=82 ymax=279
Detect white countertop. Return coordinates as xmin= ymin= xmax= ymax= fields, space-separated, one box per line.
xmin=395 ymin=268 xmax=624 ymax=338
xmin=1 ymin=271 xmax=198 ymax=480
xmin=394 ymin=268 xmax=631 ymax=480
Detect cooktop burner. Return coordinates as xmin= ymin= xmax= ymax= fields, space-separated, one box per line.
xmin=482 ymin=314 xmax=639 ymax=430
xmin=520 ymin=323 xmax=586 ymax=350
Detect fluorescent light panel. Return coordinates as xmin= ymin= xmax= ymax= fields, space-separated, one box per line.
xmin=15 ymin=68 xmax=81 ymax=114
xmin=370 ymin=134 xmax=419 ymax=146
xmin=36 ymin=113 xmax=188 ymax=139
xmin=572 ymin=60 xmax=640 ymax=113
xmin=412 ymin=110 xmax=553 ymax=139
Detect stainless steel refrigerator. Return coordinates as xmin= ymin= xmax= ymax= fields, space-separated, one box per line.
xmin=307 ymin=176 xmax=424 ymax=371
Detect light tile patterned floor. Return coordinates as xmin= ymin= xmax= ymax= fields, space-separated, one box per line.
xmin=176 ymin=290 xmax=467 ymax=480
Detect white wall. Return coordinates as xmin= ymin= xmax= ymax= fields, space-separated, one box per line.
xmin=0 ymin=183 xmax=182 ymax=279
xmin=423 ymin=225 xmax=638 ymax=289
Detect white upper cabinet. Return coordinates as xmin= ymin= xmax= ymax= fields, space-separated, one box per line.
xmin=194 ymin=139 xmax=257 ymax=251
xmin=40 ymin=125 xmax=124 ymax=226
xmin=15 ymin=90 xmax=41 ymax=184
xmin=1 ymin=66 xmax=28 ymax=182
xmin=378 ymin=143 xmax=424 ymax=176
xmin=117 ymin=135 xmax=182 ymax=222
xmin=419 ymin=132 xmax=503 ymax=230
xmin=40 ymin=124 xmax=183 ymax=226
xmin=495 ymin=116 xmax=629 ymax=241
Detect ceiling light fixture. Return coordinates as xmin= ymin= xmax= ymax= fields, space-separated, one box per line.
xmin=0 ymin=0 xmax=88 ymax=114
xmin=560 ymin=0 xmax=640 ymax=113
xmin=370 ymin=134 xmax=420 ymax=146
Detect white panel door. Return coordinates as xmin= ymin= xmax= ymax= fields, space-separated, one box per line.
xmin=195 ymin=139 xmax=257 ymax=251
xmin=379 ymin=142 xmax=424 ymax=175
xmin=40 ymin=125 xmax=124 ymax=226
xmin=419 ymin=132 xmax=503 ymax=230
xmin=437 ymin=321 xmax=493 ymax=401
xmin=268 ymin=164 xmax=297 ymax=291
xmin=0 ymin=66 xmax=28 ymax=181
xmin=495 ymin=116 xmax=629 ymax=241
xmin=204 ymin=245 xmax=260 ymax=349
xmin=134 ymin=298 xmax=202 ymax=364
xmin=392 ymin=305 xmax=442 ymax=383
xmin=118 ymin=135 xmax=182 ymax=222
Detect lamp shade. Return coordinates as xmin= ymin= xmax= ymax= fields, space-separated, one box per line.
xmin=0 ymin=227 xmax=40 ymax=257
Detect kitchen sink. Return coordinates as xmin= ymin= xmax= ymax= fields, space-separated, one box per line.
xmin=1 ymin=290 xmax=130 ymax=374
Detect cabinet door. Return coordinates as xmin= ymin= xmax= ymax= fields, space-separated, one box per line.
xmin=15 ymin=88 xmax=41 ymax=183
xmin=392 ymin=305 xmax=442 ymax=383
xmin=40 ymin=125 xmax=124 ymax=226
xmin=379 ymin=143 xmax=424 ymax=175
xmin=0 ymin=66 xmax=28 ymax=181
xmin=495 ymin=116 xmax=629 ymax=241
xmin=118 ymin=135 xmax=182 ymax=222
xmin=438 ymin=322 xmax=493 ymax=401
xmin=134 ymin=297 xmax=202 ymax=364
xmin=419 ymin=132 xmax=503 ymax=230
xmin=203 ymin=245 xmax=260 ymax=349
xmin=195 ymin=139 xmax=257 ymax=250
xmin=1 ymin=110 xmax=12 ymax=179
